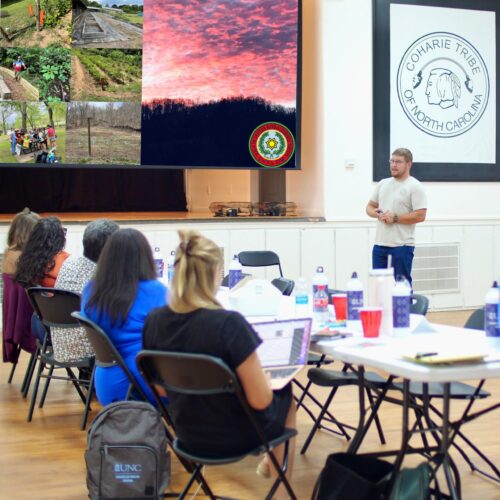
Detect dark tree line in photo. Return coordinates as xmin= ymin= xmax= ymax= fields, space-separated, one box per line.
xmin=141 ymin=96 xmax=297 ymax=167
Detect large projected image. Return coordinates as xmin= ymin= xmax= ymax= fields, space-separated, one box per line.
xmin=141 ymin=0 xmax=299 ymax=168
xmin=0 ymin=0 xmax=300 ymax=169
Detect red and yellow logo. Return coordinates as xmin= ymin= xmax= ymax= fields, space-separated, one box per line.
xmin=249 ymin=122 xmax=295 ymax=168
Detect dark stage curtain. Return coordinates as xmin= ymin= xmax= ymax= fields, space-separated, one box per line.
xmin=0 ymin=168 xmax=187 ymax=213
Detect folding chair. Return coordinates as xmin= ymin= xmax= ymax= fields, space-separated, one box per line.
xmin=71 ymin=312 xmax=149 ymax=402
xmin=238 ymin=250 xmax=283 ymax=277
xmin=27 ymin=287 xmax=95 ymax=430
xmin=271 ymin=277 xmax=295 ymax=296
xmin=410 ymin=294 xmax=429 ymax=315
xmin=137 ymin=350 xmax=297 ymax=500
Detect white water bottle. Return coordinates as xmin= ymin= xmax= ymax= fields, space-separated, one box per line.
xmin=392 ymin=276 xmax=411 ymax=336
xmin=167 ymin=250 xmax=176 ymax=283
xmin=228 ymin=254 xmax=243 ymax=289
xmin=484 ymin=281 xmax=499 ymax=337
xmin=313 ymin=284 xmax=329 ymax=324
xmin=294 ymin=277 xmax=310 ymax=317
xmin=153 ymin=247 xmax=164 ymax=279
xmin=346 ymin=271 xmax=363 ymax=332
xmin=312 ymin=266 xmax=329 ymax=295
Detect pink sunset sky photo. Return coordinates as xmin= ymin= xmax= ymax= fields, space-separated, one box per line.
xmin=142 ymin=0 xmax=298 ymax=107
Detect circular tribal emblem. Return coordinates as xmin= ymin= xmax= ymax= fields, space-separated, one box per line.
xmin=397 ymin=32 xmax=489 ymax=138
xmin=249 ymin=122 xmax=295 ymax=168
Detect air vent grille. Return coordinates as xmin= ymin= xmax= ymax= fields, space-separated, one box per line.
xmin=412 ymin=244 xmax=460 ymax=293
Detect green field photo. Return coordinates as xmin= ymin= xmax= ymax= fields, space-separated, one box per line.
xmin=0 ymin=101 xmax=67 ymax=164
xmin=71 ymin=48 xmax=141 ymax=102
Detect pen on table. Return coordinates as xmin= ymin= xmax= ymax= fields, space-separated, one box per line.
xmin=415 ymin=352 xmax=438 ymax=359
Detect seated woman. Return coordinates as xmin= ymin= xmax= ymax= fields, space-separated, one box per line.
xmin=15 ymin=217 xmax=69 ymax=288
xmin=15 ymin=216 xmax=70 ymax=344
xmin=142 ymin=230 xmax=296 ymax=496
xmin=2 ymin=208 xmax=40 ymax=363
xmin=52 ymin=219 xmax=119 ymax=363
xmin=81 ymin=228 xmax=167 ymax=405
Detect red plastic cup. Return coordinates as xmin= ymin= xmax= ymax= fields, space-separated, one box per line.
xmin=359 ymin=307 xmax=383 ymax=338
xmin=332 ymin=294 xmax=347 ymax=322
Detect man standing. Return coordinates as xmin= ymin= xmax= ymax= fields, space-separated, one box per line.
xmin=47 ymin=124 xmax=56 ymax=148
xmin=366 ymin=148 xmax=427 ymax=286
xmin=12 ymin=56 xmax=26 ymax=81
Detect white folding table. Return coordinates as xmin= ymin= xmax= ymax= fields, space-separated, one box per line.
xmin=311 ymin=326 xmax=500 ymax=499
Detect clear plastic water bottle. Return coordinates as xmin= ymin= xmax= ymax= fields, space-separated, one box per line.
xmin=312 ymin=266 xmax=329 ymax=295
xmin=294 ymin=277 xmax=310 ymax=317
xmin=153 ymin=247 xmax=164 ymax=279
xmin=392 ymin=276 xmax=411 ymax=336
xmin=167 ymin=250 xmax=176 ymax=283
xmin=346 ymin=271 xmax=363 ymax=332
xmin=484 ymin=281 xmax=499 ymax=337
xmin=313 ymin=284 xmax=329 ymax=324
xmin=228 ymin=254 xmax=243 ymax=289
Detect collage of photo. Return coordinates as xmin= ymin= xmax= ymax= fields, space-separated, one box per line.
xmin=0 ymin=0 xmax=142 ymax=165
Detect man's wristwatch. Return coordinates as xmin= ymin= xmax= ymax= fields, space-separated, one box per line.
xmin=393 ymin=214 xmax=399 ymax=223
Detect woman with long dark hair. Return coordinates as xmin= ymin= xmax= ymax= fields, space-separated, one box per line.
xmin=15 ymin=216 xmax=69 ymax=288
xmin=81 ymin=228 xmax=167 ymax=404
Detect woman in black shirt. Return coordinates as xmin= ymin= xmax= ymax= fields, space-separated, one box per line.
xmin=143 ymin=229 xmax=296 ymax=498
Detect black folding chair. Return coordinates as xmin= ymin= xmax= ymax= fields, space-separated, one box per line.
xmin=71 ymin=312 xmax=149 ymax=402
xmin=271 ymin=277 xmax=295 ymax=296
xmin=26 ymin=287 xmax=95 ymax=430
xmin=464 ymin=308 xmax=484 ymax=330
xmin=410 ymin=294 xmax=429 ymax=315
xmin=238 ymin=251 xmax=283 ymax=277
xmin=137 ymin=350 xmax=297 ymax=500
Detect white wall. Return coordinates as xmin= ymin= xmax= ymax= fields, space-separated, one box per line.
xmin=322 ymin=0 xmax=500 ymax=221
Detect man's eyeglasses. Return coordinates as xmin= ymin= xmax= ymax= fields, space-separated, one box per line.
xmin=389 ymin=159 xmax=405 ymax=165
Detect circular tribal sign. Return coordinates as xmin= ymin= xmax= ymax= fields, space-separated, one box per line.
xmin=397 ymin=32 xmax=490 ymax=138
xmin=249 ymin=122 xmax=295 ymax=168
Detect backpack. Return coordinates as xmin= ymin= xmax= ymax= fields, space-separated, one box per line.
xmin=312 ymin=453 xmax=393 ymax=500
xmin=85 ymin=401 xmax=171 ymax=499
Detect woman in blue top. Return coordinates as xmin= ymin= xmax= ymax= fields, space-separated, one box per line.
xmin=81 ymin=228 xmax=167 ymax=405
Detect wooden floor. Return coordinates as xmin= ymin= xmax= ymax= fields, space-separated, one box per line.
xmin=1 ymin=311 xmax=499 ymax=499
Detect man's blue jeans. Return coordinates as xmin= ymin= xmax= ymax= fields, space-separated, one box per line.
xmin=372 ymin=245 xmax=415 ymax=286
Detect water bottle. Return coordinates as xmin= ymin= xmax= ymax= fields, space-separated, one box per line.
xmin=346 ymin=271 xmax=363 ymax=332
xmin=228 ymin=254 xmax=243 ymax=289
xmin=313 ymin=284 xmax=329 ymax=324
xmin=153 ymin=247 xmax=164 ymax=279
xmin=312 ymin=266 xmax=329 ymax=295
xmin=294 ymin=277 xmax=310 ymax=317
xmin=167 ymin=250 xmax=176 ymax=283
xmin=484 ymin=281 xmax=499 ymax=337
xmin=392 ymin=276 xmax=411 ymax=336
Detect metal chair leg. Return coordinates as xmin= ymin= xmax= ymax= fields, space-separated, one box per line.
xmin=21 ymin=347 xmax=39 ymax=397
xmin=81 ymin=367 xmax=95 ymax=431
xmin=39 ymin=365 xmax=55 ymax=408
xmin=7 ymin=361 xmax=17 ymax=384
xmin=27 ymin=360 xmax=45 ymax=422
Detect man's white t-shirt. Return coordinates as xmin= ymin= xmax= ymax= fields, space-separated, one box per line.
xmin=370 ymin=176 xmax=427 ymax=247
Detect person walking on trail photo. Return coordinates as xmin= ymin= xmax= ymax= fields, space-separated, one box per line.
xmin=12 ymin=56 xmax=27 ymax=81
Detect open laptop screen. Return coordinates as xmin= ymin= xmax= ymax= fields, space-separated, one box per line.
xmin=253 ymin=318 xmax=312 ymax=367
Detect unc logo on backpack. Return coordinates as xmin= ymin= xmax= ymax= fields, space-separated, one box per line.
xmin=114 ymin=463 xmax=143 ymax=473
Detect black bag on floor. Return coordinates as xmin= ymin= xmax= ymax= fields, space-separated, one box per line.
xmin=85 ymin=400 xmax=171 ymax=499
xmin=312 ymin=453 xmax=393 ymax=500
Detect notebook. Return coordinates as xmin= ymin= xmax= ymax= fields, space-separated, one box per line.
xmin=253 ymin=317 xmax=312 ymax=390
xmin=402 ymin=349 xmax=488 ymax=365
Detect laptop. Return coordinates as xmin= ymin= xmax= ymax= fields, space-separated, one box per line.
xmin=252 ymin=318 xmax=313 ymax=390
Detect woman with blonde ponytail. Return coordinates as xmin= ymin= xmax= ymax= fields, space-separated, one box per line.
xmin=143 ymin=230 xmax=296 ymax=498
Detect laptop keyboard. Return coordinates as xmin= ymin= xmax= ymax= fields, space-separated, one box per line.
xmin=268 ymin=367 xmax=296 ymax=379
